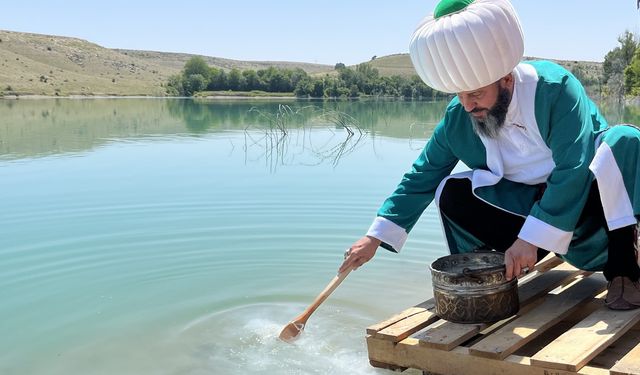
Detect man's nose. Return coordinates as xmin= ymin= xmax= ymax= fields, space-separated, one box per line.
xmin=460 ymin=98 xmax=476 ymax=113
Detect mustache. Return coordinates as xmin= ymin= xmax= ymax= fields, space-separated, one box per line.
xmin=470 ymin=107 xmax=488 ymax=113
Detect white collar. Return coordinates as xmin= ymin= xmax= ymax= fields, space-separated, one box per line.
xmin=505 ymin=67 xmax=523 ymax=127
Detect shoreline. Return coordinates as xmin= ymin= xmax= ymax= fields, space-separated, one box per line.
xmin=0 ymin=94 xmax=382 ymax=101
xmin=1 ymin=94 xmax=170 ymax=100
xmin=196 ymin=95 xmax=298 ymax=100
xmin=0 ymin=94 xmax=300 ymax=100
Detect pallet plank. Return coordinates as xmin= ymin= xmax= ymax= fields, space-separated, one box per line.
xmin=415 ymin=262 xmax=585 ymax=350
xmin=366 ymin=299 xmax=434 ymax=334
xmin=530 ymin=305 xmax=640 ymax=372
xmin=518 ymin=262 xmax=584 ymax=302
xmin=610 ymin=341 xmax=640 ymax=375
xmin=367 ymin=335 xmax=609 ymax=375
xmin=468 ymin=273 xmax=606 ymax=359
xmin=372 ymin=308 xmax=440 ymax=342
xmin=530 ymin=254 xmax=565 ymax=273
xmin=366 ymin=257 xmax=639 ymax=375
xmin=367 ymin=255 xmax=563 ymax=337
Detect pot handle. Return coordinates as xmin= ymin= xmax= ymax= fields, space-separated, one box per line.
xmin=462 ymin=264 xmax=506 ymax=281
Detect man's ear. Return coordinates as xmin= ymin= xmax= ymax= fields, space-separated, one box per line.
xmin=502 ymin=73 xmax=513 ymax=85
xmin=499 ymin=73 xmax=514 ymax=89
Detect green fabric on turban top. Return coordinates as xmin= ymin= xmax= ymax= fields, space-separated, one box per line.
xmin=434 ymin=0 xmax=475 ymax=18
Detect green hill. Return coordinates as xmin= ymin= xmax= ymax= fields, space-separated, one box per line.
xmin=367 ymin=53 xmax=604 ymax=85
xmin=0 ymin=30 xmax=176 ymax=96
xmin=117 ymin=49 xmax=332 ymax=75
xmin=367 ymin=54 xmax=418 ymax=77
xmin=0 ymin=29 xmax=603 ymax=97
xmin=0 ymin=30 xmax=333 ymax=97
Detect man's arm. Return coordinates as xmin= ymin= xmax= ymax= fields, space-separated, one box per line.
xmin=517 ymin=70 xmax=601 ymax=254
xmin=340 ymin=111 xmax=460 ymax=271
xmin=508 ymin=67 xmax=605 ymax=276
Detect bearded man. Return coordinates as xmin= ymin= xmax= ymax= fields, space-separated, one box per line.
xmin=340 ymin=0 xmax=640 ymax=309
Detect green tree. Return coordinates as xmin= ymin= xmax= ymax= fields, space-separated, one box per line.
xmin=209 ymin=69 xmax=228 ymax=90
xmin=348 ymin=84 xmax=360 ymax=98
xmin=411 ymin=76 xmax=436 ymax=99
xmin=604 ymin=31 xmax=637 ymax=82
xmin=265 ymin=68 xmax=290 ymax=92
xmin=625 ymin=50 xmax=640 ymax=96
xmin=166 ymin=74 xmax=185 ymax=96
xmin=242 ymin=70 xmax=261 ymax=91
xmin=311 ymin=79 xmax=325 ymax=98
xmin=603 ymin=31 xmax=638 ymax=100
xmin=338 ymin=67 xmax=362 ymax=91
xmin=184 ymin=74 xmax=207 ymax=96
xmin=355 ymin=63 xmax=379 ymax=94
xmin=183 ymin=56 xmax=211 ymax=81
xmin=324 ymin=77 xmax=349 ymax=98
xmin=227 ymin=68 xmax=245 ymax=91
xmin=288 ymin=68 xmax=308 ymax=90
xmin=167 ymin=54 xmax=455 ymax=98
xmin=294 ymin=76 xmax=314 ymax=97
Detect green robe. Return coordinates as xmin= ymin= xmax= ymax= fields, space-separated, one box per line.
xmin=367 ymin=60 xmax=640 ymax=271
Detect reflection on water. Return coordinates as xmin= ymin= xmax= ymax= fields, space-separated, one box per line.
xmin=2 ymin=97 xmax=634 ymax=163
xmin=2 ymin=97 xmax=638 ymax=375
xmin=0 ymin=98 xmax=447 ymax=161
xmin=244 ymin=105 xmax=370 ymax=171
xmin=1 ymin=98 xmax=446 ymax=375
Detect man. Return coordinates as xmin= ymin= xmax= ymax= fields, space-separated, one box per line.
xmin=339 ymin=0 xmax=640 ymax=310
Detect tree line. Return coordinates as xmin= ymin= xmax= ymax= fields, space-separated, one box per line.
xmin=166 ymin=33 xmax=640 ymax=102
xmin=165 ymin=56 xmax=449 ymax=99
xmin=603 ymin=31 xmax=640 ymax=99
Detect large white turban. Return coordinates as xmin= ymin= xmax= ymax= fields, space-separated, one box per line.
xmin=409 ymin=0 xmax=524 ymax=93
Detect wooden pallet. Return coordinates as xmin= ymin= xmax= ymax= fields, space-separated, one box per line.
xmin=366 ymin=256 xmax=640 ymax=375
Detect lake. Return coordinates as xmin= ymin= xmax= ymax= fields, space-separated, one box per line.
xmin=0 ymin=98 xmax=633 ymax=374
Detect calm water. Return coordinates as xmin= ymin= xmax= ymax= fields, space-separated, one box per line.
xmin=0 ymin=98 xmax=634 ymax=374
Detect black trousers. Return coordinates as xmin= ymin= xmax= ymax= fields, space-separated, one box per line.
xmin=438 ymin=178 xmax=639 ymax=281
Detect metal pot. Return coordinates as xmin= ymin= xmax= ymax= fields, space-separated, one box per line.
xmin=429 ymin=252 xmax=518 ymax=323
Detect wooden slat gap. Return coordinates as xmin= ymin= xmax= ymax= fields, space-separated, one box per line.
xmin=414 ymin=264 xmax=584 ymax=351
xmin=530 ymin=300 xmax=640 ymax=372
xmin=609 ymin=335 xmax=640 ymax=375
xmin=467 ymin=273 xmax=606 ymax=360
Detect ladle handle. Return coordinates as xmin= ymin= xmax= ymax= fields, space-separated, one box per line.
xmin=296 ymin=267 xmax=352 ymax=323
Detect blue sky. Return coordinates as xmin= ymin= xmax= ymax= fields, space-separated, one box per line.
xmin=1 ymin=1 xmax=638 ymax=65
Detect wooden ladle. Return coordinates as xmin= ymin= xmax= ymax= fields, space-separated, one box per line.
xmin=279 ymin=267 xmax=353 ymax=342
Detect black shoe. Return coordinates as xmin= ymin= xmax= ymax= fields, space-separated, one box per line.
xmin=605 ymin=276 xmax=640 ymax=310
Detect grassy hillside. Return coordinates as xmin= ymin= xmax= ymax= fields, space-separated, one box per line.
xmin=0 ymin=30 xmax=177 ymax=96
xmin=367 ymin=54 xmax=418 ymax=77
xmin=117 ymin=49 xmax=333 ymax=74
xmin=0 ymin=29 xmax=602 ymax=97
xmin=368 ymin=53 xmax=604 ymax=84
xmin=0 ymin=30 xmax=333 ymax=97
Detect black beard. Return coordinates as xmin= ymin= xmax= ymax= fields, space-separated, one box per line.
xmin=470 ymin=86 xmax=511 ymax=139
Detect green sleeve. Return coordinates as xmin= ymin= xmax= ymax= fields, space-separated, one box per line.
xmin=376 ymin=113 xmax=459 ymax=233
xmin=530 ymin=71 xmax=599 ymax=231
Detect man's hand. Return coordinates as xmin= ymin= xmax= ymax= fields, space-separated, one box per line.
xmin=504 ymin=238 xmax=538 ymax=280
xmin=338 ymin=236 xmax=381 ymax=273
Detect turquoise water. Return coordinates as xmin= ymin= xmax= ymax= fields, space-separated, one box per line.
xmin=0 ymin=99 xmax=449 ymax=374
xmin=4 ymin=98 xmax=632 ymax=374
